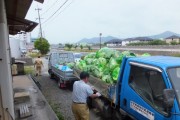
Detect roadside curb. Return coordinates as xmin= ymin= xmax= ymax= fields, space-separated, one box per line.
xmin=28 ymin=74 xmax=59 ymax=120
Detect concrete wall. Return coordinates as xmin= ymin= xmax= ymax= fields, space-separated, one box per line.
xmin=110 ymin=45 xmax=180 ymax=49
xmin=107 ymin=45 xmax=180 ymax=55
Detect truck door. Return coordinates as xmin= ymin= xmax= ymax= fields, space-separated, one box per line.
xmin=120 ymin=62 xmax=176 ymax=120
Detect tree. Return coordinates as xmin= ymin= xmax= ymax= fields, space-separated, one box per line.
xmin=74 ymin=44 xmax=78 ymax=49
xmin=80 ymin=44 xmax=83 ymax=50
xmin=34 ymin=38 xmax=50 ymax=54
xmin=59 ymin=43 xmax=63 ymax=48
xmin=65 ymin=43 xmax=73 ymax=50
xmin=170 ymin=41 xmax=178 ymax=45
xmin=86 ymin=45 xmax=92 ymax=51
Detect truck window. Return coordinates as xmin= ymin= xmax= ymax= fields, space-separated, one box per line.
xmin=58 ymin=53 xmax=74 ymax=64
xmin=168 ymin=67 xmax=180 ymax=106
xmin=129 ymin=65 xmax=167 ymax=114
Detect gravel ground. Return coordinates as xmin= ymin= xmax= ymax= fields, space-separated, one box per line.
xmin=34 ymin=58 xmax=102 ymax=120
xmin=36 ymin=74 xmax=74 ymax=120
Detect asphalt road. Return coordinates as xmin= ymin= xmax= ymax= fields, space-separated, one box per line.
xmin=36 ymin=58 xmax=102 ymax=120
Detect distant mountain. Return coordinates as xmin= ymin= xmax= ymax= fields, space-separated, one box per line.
xmin=77 ymin=31 xmax=180 ymax=44
xmin=148 ymin=31 xmax=180 ymax=39
xmin=77 ymin=36 xmax=118 ymax=44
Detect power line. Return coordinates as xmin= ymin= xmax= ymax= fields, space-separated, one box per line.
xmin=42 ymin=0 xmax=74 ymax=28
xmin=41 ymin=0 xmax=60 ymax=16
xmin=42 ymin=0 xmax=69 ymax=25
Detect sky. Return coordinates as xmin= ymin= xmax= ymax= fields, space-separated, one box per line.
xmin=26 ymin=0 xmax=180 ymax=44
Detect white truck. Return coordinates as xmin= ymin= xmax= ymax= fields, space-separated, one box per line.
xmin=48 ymin=52 xmax=79 ymax=88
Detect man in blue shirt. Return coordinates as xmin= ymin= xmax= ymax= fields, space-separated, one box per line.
xmin=72 ymin=71 xmax=101 ymax=120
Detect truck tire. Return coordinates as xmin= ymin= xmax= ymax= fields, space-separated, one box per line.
xmin=58 ymin=79 xmax=66 ymax=89
xmin=48 ymin=69 xmax=54 ymax=79
xmin=112 ymin=109 xmax=122 ymax=120
xmin=58 ymin=79 xmax=62 ymax=89
xmin=50 ymin=73 xmax=54 ymax=79
xmin=102 ymin=105 xmax=112 ymax=119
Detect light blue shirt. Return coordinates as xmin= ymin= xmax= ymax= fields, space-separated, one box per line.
xmin=72 ymin=80 xmax=93 ymax=103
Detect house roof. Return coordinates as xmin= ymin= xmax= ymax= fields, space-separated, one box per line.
xmin=133 ymin=37 xmax=153 ymax=41
xmin=105 ymin=39 xmax=122 ymax=44
xmin=165 ymin=35 xmax=180 ymax=39
xmin=5 ymin=0 xmax=44 ymax=35
xmin=123 ymin=38 xmax=134 ymax=41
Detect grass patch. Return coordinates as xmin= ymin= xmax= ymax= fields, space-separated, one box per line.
xmin=172 ymin=54 xmax=180 ymax=57
xmin=49 ymin=101 xmax=64 ymax=120
xmin=27 ymin=52 xmax=41 ymax=58
xmin=64 ymin=48 xmax=97 ymax=52
xmin=24 ymin=66 xmax=35 ymax=75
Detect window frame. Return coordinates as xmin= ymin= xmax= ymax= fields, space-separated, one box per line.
xmin=128 ymin=62 xmax=169 ymax=116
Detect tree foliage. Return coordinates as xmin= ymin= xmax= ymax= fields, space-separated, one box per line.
xmin=74 ymin=44 xmax=78 ymax=49
xmin=170 ymin=41 xmax=179 ymax=45
xmin=80 ymin=44 xmax=84 ymax=50
xmin=86 ymin=45 xmax=92 ymax=50
xmin=34 ymin=38 xmax=50 ymax=55
xmin=128 ymin=40 xmax=168 ymax=46
xmin=65 ymin=43 xmax=73 ymax=50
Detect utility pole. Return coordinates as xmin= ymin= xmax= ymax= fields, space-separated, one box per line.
xmin=35 ymin=7 xmax=43 ymax=39
xmin=99 ymin=33 xmax=102 ymax=49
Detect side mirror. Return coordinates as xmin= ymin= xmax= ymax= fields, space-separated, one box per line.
xmin=163 ymin=89 xmax=175 ymax=111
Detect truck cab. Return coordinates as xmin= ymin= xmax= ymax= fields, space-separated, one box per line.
xmin=119 ymin=56 xmax=180 ymax=120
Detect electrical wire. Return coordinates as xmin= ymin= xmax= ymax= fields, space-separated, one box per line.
xmin=41 ymin=0 xmax=60 ymax=16
xmin=42 ymin=0 xmax=74 ymax=28
xmin=42 ymin=0 xmax=69 ymax=25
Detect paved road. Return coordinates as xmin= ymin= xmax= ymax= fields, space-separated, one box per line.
xmin=36 ymin=58 xmax=102 ymax=120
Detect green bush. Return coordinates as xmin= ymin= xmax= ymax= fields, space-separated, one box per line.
xmin=34 ymin=38 xmax=50 ymax=55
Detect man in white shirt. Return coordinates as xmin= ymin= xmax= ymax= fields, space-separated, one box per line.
xmin=72 ymin=71 xmax=101 ymax=120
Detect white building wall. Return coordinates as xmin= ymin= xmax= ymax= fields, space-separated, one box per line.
xmin=9 ymin=37 xmax=21 ymax=58
xmin=122 ymin=41 xmax=129 ymax=46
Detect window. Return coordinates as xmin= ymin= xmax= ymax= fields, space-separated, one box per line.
xmin=168 ymin=67 xmax=180 ymax=105
xmin=129 ymin=65 xmax=166 ymax=114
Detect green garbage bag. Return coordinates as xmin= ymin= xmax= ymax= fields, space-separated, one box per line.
xmin=93 ymin=69 xmax=103 ymax=78
xmin=109 ymin=57 xmax=119 ymax=70
xmin=98 ymin=57 xmax=107 ymax=66
xmin=142 ymin=53 xmax=151 ymax=56
xmin=122 ymin=51 xmax=136 ymax=57
xmin=77 ymin=60 xmax=86 ymax=70
xmin=96 ymin=47 xmax=114 ymax=58
xmin=85 ymin=58 xmax=94 ymax=65
xmin=112 ymin=51 xmax=121 ymax=58
xmin=102 ymin=75 xmax=113 ymax=84
xmin=103 ymin=68 xmax=110 ymax=75
xmin=84 ymin=53 xmax=96 ymax=60
xmin=83 ymin=65 xmax=92 ymax=72
xmin=67 ymin=62 xmax=75 ymax=69
xmin=112 ymin=67 xmax=120 ymax=81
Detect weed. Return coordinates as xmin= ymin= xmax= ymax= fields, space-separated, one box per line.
xmin=24 ymin=66 xmax=35 ymax=75
xmin=49 ymin=101 xmax=64 ymax=120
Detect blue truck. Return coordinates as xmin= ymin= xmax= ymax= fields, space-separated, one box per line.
xmin=75 ymin=56 xmax=180 ymax=120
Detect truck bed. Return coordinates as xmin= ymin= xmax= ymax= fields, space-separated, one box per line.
xmin=52 ymin=66 xmax=77 ymax=81
xmin=74 ymin=68 xmax=117 ymax=103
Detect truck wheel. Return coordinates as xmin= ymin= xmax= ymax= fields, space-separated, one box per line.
xmin=50 ymin=73 xmax=54 ymax=79
xmin=58 ymin=79 xmax=66 ymax=89
xmin=103 ymin=105 xmax=112 ymax=119
xmin=112 ymin=110 xmax=122 ymax=120
xmin=58 ymin=80 xmax=62 ymax=89
xmin=48 ymin=69 xmax=54 ymax=79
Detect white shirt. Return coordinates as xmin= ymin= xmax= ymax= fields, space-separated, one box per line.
xmin=72 ymin=80 xmax=93 ymax=103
